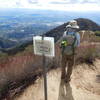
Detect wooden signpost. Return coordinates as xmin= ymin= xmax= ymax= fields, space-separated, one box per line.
xmin=33 ymin=36 xmax=55 ymax=100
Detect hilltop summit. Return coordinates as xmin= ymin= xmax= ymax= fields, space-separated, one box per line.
xmin=45 ymin=18 xmax=100 ymax=42
xmin=76 ymin=18 xmax=100 ymax=31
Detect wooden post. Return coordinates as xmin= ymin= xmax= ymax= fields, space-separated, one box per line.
xmin=42 ymin=36 xmax=48 ymax=100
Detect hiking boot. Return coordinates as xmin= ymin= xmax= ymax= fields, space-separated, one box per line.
xmin=61 ymin=75 xmax=66 ymax=80
xmin=64 ymin=77 xmax=71 ymax=83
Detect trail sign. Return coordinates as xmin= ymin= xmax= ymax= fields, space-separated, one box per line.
xmin=33 ymin=36 xmax=55 ymax=100
xmin=33 ymin=36 xmax=55 ymax=57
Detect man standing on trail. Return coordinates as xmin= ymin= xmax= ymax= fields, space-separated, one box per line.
xmin=61 ymin=20 xmax=80 ymax=83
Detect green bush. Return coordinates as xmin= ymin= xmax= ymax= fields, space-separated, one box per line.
xmin=95 ymin=31 xmax=100 ymax=36
xmin=0 ymin=52 xmax=8 ymax=60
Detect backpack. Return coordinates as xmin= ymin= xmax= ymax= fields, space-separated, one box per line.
xmin=61 ymin=31 xmax=77 ymax=55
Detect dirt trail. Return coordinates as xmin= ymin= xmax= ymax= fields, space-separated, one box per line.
xmin=14 ymin=59 xmax=100 ymax=100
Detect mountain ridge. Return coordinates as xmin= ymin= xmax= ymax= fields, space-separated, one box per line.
xmin=45 ymin=18 xmax=100 ymax=42
xmin=0 ymin=18 xmax=100 ymax=54
xmin=0 ymin=37 xmax=17 ymax=49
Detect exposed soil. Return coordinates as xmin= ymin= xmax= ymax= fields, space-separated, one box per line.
xmin=14 ymin=59 xmax=100 ymax=100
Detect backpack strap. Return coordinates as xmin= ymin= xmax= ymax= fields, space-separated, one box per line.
xmin=72 ymin=33 xmax=77 ymax=46
xmin=72 ymin=32 xmax=77 ymax=55
xmin=66 ymin=28 xmax=69 ymax=35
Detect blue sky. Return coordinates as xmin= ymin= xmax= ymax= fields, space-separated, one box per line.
xmin=0 ymin=0 xmax=100 ymax=11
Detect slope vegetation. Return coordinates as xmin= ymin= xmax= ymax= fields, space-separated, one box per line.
xmin=0 ymin=18 xmax=100 ymax=100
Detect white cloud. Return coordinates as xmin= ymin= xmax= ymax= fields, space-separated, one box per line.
xmin=50 ymin=0 xmax=100 ymax=4
xmin=0 ymin=0 xmax=100 ymax=11
xmin=81 ymin=0 xmax=99 ymax=3
xmin=28 ymin=0 xmax=38 ymax=4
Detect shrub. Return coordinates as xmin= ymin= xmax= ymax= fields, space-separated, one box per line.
xmin=76 ymin=42 xmax=100 ymax=64
xmin=95 ymin=31 xmax=100 ymax=36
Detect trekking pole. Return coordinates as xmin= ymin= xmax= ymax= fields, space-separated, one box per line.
xmin=42 ymin=35 xmax=48 ymax=100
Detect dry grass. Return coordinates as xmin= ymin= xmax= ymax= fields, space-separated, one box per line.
xmin=0 ymin=30 xmax=100 ymax=99
xmin=0 ymin=53 xmax=41 ymax=98
xmin=76 ymin=42 xmax=100 ymax=64
xmin=76 ymin=31 xmax=100 ymax=63
xmin=0 ymin=46 xmax=56 ymax=99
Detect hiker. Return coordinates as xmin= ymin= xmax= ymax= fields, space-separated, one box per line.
xmin=60 ymin=20 xmax=80 ymax=83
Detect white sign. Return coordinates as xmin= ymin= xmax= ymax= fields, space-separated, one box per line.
xmin=33 ymin=36 xmax=55 ymax=57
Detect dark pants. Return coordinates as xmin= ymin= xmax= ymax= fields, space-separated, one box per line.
xmin=61 ymin=54 xmax=75 ymax=82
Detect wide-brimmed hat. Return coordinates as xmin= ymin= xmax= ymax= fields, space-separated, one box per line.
xmin=66 ymin=20 xmax=79 ymax=29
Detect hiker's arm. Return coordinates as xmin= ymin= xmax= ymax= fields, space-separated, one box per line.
xmin=63 ymin=31 xmax=67 ymax=37
xmin=57 ymin=37 xmax=63 ymax=48
xmin=59 ymin=31 xmax=66 ymax=44
xmin=76 ymin=33 xmax=80 ymax=47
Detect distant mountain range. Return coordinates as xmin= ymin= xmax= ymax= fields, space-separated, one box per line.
xmin=0 ymin=18 xmax=100 ymax=54
xmin=0 ymin=9 xmax=100 ymax=42
xmin=0 ymin=37 xmax=17 ymax=49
